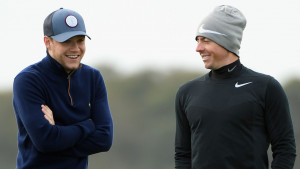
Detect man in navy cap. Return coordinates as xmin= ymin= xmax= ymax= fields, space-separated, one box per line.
xmin=13 ymin=8 xmax=113 ymax=169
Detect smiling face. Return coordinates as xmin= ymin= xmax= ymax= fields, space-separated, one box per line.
xmin=195 ymin=36 xmax=238 ymax=70
xmin=44 ymin=35 xmax=86 ymax=73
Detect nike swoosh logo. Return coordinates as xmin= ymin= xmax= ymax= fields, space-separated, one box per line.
xmin=228 ymin=65 xmax=237 ymax=72
xmin=198 ymin=24 xmax=227 ymax=36
xmin=235 ymin=82 xmax=252 ymax=88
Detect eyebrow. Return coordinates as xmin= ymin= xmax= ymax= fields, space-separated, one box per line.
xmin=196 ymin=36 xmax=207 ymax=41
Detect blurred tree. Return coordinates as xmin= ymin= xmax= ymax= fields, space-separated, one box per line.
xmin=0 ymin=91 xmax=18 ymax=168
xmin=284 ymin=78 xmax=300 ymax=136
xmin=283 ymin=78 xmax=300 ymax=168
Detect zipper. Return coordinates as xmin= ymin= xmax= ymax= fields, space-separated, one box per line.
xmin=67 ymin=72 xmax=74 ymax=105
xmin=66 ymin=65 xmax=81 ymax=106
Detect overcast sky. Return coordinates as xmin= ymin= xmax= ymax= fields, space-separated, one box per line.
xmin=1 ymin=0 xmax=300 ymax=91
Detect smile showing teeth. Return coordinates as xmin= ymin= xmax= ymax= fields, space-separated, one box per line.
xmin=202 ymin=56 xmax=209 ymax=61
xmin=67 ymin=55 xmax=78 ymax=59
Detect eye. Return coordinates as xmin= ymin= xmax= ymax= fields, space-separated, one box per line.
xmin=62 ymin=39 xmax=70 ymax=44
xmin=196 ymin=37 xmax=210 ymax=43
xmin=203 ymin=38 xmax=210 ymax=42
xmin=78 ymin=37 xmax=85 ymax=43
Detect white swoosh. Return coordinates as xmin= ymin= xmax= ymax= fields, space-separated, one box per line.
xmin=198 ymin=24 xmax=227 ymax=36
xmin=235 ymin=82 xmax=252 ymax=88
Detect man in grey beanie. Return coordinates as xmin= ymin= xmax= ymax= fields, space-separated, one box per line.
xmin=174 ymin=5 xmax=296 ymax=169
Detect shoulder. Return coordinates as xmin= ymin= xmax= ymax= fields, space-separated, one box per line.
xmin=242 ymin=66 xmax=271 ymax=79
xmin=241 ymin=65 xmax=284 ymax=91
xmin=79 ymin=64 xmax=106 ymax=86
xmin=14 ymin=57 xmax=51 ymax=79
xmin=13 ymin=64 xmax=45 ymax=95
xmin=177 ymin=73 xmax=209 ymax=95
xmin=81 ymin=64 xmax=104 ymax=75
xmin=78 ymin=64 xmax=103 ymax=78
xmin=241 ymin=66 xmax=276 ymax=83
xmin=14 ymin=63 xmax=42 ymax=83
xmin=81 ymin=64 xmax=99 ymax=73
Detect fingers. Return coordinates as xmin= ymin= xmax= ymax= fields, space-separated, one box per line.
xmin=44 ymin=114 xmax=55 ymax=125
xmin=41 ymin=105 xmax=55 ymax=125
xmin=41 ymin=105 xmax=53 ymax=118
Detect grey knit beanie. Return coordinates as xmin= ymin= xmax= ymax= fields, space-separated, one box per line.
xmin=195 ymin=5 xmax=247 ymax=56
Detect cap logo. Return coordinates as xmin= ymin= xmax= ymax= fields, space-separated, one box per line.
xmin=65 ymin=15 xmax=78 ymax=28
xmin=198 ymin=24 xmax=227 ymax=36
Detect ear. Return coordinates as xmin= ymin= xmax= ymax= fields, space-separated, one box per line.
xmin=44 ymin=36 xmax=52 ymax=49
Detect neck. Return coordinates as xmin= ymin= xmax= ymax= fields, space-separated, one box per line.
xmin=210 ymin=59 xmax=242 ymax=79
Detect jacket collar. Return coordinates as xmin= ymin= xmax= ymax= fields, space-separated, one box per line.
xmin=210 ymin=59 xmax=242 ymax=80
xmin=41 ymin=52 xmax=81 ymax=76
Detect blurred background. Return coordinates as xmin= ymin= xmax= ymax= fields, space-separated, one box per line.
xmin=1 ymin=68 xmax=300 ymax=169
xmin=1 ymin=0 xmax=299 ymax=168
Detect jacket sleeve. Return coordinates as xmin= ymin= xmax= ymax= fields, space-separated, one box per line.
xmin=13 ymin=72 xmax=96 ymax=153
xmin=175 ymin=88 xmax=192 ymax=169
xmin=265 ymin=77 xmax=296 ymax=169
xmin=57 ymin=71 xmax=113 ymax=157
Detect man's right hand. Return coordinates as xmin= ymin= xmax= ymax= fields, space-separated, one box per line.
xmin=41 ymin=105 xmax=55 ymax=125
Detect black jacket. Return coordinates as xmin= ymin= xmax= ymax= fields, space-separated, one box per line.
xmin=175 ymin=60 xmax=296 ymax=169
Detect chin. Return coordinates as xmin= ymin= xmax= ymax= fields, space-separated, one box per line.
xmin=65 ymin=66 xmax=79 ymax=73
xmin=204 ymin=65 xmax=211 ymax=69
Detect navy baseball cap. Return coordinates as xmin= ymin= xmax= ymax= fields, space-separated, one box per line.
xmin=43 ymin=8 xmax=91 ymax=42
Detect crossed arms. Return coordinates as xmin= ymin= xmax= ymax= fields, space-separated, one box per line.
xmin=13 ymin=71 xmax=113 ymax=157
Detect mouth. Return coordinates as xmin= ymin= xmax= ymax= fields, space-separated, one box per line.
xmin=66 ymin=55 xmax=79 ymax=59
xmin=202 ymin=55 xmax=209 ymax=61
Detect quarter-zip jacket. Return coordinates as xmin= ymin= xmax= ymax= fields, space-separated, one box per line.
xmin=13 ymin=53 xmax=113 ymax=169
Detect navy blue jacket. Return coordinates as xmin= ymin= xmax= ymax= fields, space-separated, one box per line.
xmin=13 ymin=54 xmax=113 ymax=169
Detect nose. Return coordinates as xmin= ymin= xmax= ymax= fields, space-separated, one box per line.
xmin=70 ymin=41 xmax=80 ymax=52
xmin=196 ymin=41 xmax=204 ymax=53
